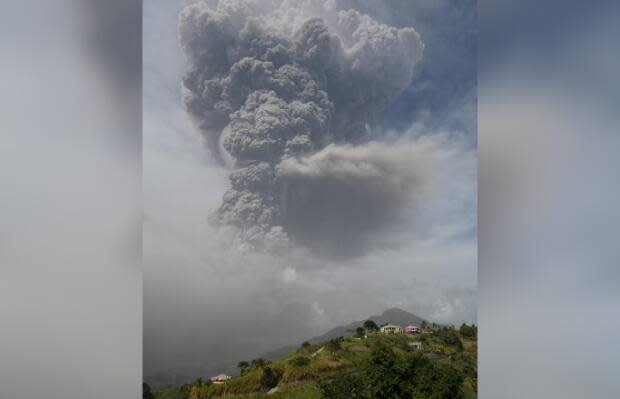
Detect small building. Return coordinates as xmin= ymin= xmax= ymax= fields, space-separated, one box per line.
xmin=380 ymin=324 xmax=403 ymax=334
xmin=404 ymin=326 xmax=420 ymax=334
xmin=210 ymin=374 xmax=232 ymax=384
xmin=409 ymin=341 xmax=423 ymax=350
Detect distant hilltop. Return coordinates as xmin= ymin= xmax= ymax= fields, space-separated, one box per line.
xmin=307 ymin=308 xmax=428 ymax=344
xmin=262 ymin=308 xmax=429 ymax=361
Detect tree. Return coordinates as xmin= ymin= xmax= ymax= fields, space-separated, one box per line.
xmin=327 ymin=337 xmax=343 ymax=352
xmin=451 ymin=351 xmax=476 ymax=379
xmin=355 ymin=326 xmax=366 ymax=338
xmin=142 ymin=383 xmax=155 ymax=399
xmin=364 ymin=344 xmax=403 ymax=399
xmin=459 ymin=323 xmax=477 ymax=339
xmin=420 ymin=320 xmax=428 ymax=330
xmin=408 ymin=361 xmax=465 ymax=399
xmin=260 ymin=366 xmax=281 ymax=389
xmin=191 ymin=378 xmax=211 ymax=399
xmin=237 ymin=360 xmax=250 ymax=375
xmin=179 ymin=384 xmax=192 ymax=399
xmin=397 ymin=352 xmax=431 ymax=395
xmin=363 ymin=320 xmax=379 ymax=332
xmin=301 ymin=341 xmax=311 ymax=349
xmin=251 ymin=358 xmax=268 ymax=369
xmin=361 ymin=346 xmax=466 ymax=399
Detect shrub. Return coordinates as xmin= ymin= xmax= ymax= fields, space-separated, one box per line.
xmin=459 ymin=323 xmax=477 ymax=339
xmin=326 ymin=337 xmax=343 ymax=352
xmin=409 ymin=361 xmax=465 ymax=399
xmin=440 ymin=329 xmax=464 ymax=350
xmin=451 ymin=351 xmax=477 ymax=378
xmin=289 ymin=356 xmax=311 ymax=367
xmin=319 ymin=371 xmax=368 ymax=399
xmin=179 ymin=384 xmax=192 ymax=399
xmin=362 ymin=345 xmax=466 ymax=399
xmin=260 ymin=366 xmax=281 ymax=389
xmin=364 ymin=345 xmax=402 ymax=399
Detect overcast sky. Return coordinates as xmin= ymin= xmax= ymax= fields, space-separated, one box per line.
xmin=143 ymin=0 xmax=476 ymax=385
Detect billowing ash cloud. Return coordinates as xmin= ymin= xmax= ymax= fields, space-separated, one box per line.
xmin=278 ymin=142 xmax=433 ymax=257
xmin=178 ymin=0 xmax=424 ymax=255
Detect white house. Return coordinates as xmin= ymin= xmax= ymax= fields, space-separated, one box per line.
xmin=380 ymin=324 xmax=403 ymax=334
xmin=210 ymin=374 xmax=232 ymax=384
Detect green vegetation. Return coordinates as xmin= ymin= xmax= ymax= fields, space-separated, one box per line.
xmin=143 ymin=383 xmax=155 ymax=399
xmin=251 ymin=358 xmax=269 ymax=369
xmin=260 ymin=366 xmax=281 ymax=389
xmin=365 ymin=343 xmax=465 ymax=399
xmin=363 ymin=320 xmax=379 ymax=332
xmin=318 ymin=371 xmax=366 ymax=399
xmin=289 ymin=355 xmax=311 ymax=367
xmin=437 ymin=327 xmax=464 ymax=350
xmin=326 ymin=337 xmax=344 ymax=353
xmin=238 ymin=360 xmax=250 ymax=375
xmin=154 ymin=325 xmax=477 ymax=399
xmin=152 ymin=384 xmax=192 ymax=399
xmin=459 ymin=324 xmax=477 ymax=339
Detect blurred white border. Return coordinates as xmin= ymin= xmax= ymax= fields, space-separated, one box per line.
xmin=479 ymin=1 xmax=620 ymax=397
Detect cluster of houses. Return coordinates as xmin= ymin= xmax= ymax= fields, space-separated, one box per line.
xmin=379 ymin=324 xmax=421 ymax=335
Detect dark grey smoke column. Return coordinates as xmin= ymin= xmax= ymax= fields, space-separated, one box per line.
xmin=178 ymin=0 xmax=423 ymax=254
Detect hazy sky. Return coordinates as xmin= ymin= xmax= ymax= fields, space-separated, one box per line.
xmin=143 ymin=0 xmax=476 ymax=384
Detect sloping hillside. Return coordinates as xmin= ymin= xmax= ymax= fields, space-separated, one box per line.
xmin=153 ymin=322 xmax=477 ymax=399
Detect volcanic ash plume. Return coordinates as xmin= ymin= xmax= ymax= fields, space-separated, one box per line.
xmin=178 ymin=0 xmax=424 ymax=255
